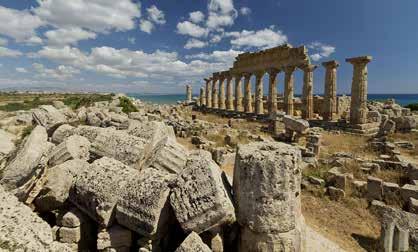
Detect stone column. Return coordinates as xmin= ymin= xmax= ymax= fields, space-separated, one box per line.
xmin=267 ymin=68 xmax=279 ymax=118
xmin=226 ymin=75 xmax=234 ymax=111
xmin=218 ymin=76 xmax=226 ymax=110
xmin=322 ymin=60 xmax=339 ymax=121
xmin=283 ymin=66 xmax=296 ymax=116
xmin=243 ymin=73 xmax=253 ymax=113
xmin=205 ymin=78 xmax=212 ymax=108
xmin=186 ymin=85 xmax=192 ymax=102
xmin=301 ymin=64 xmax=317 ymax=120
xmin=212 ymin=77 xmax=219 ymax=109
xmin=234 ymin=142 xmax=303 ymax=252
xmin=235 ymin=74 xmax=244 ymax=112
xmin=200 ymin=87 xmax=206 ymax=107
xmin=346 ymin=56 xmax=372 ymax=125
xmin=254 ymin=71 xmax=265 ymax=116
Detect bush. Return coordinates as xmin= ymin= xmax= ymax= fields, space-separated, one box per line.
xmin=63 ymin=94 xmax=113 ymax=109
xmin=119 ymin=97 xmax=138 ymax=114
xmin=405 ymin=103 xmax=418 ymax=111
xmin=0 ymin=97 xmax=51 ymax=111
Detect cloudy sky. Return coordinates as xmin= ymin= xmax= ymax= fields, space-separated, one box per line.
xmin=0 ymin=0 xmax=417 ymax=94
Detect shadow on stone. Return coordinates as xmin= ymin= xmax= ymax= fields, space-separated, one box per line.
xmin=351 ymin=233 xmax=379 ymax=251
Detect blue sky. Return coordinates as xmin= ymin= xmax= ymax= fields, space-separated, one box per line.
xmin=0 ymin=0 xmax=417 ymax=94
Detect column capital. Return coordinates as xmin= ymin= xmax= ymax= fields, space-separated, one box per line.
xmin=345 ymin=56 xmax=372 ymax=65
xmin=283 ymin=65 xmax=297 ymax=74
xmin=300 ymin=64 xmax=318 ymax=72
xmin=204 ymin=78 xmax=212 ymax=83
xmin=322 ymin=60 xmax=340 ymax=69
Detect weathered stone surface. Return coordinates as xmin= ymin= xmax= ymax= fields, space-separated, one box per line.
xmin=141 ymin=136 xmax=188 ymax=174
xmin=57 ymin=208 xmax=85 ymax=228
xmin=393 ymin=116 xmax=417 ymax=132
xmin=401 ymin=184 xmax=418 ymax=203
xmin=35 ymin=159 xmax=89 ymax=212
xmin=234 ymin=142 xmax=302 ymax=233
xmin=128 ymin=120 xmax=176 ymax=148
xmin=91 ymin=128 xmax=146 ymax=166
xmin=51 ymin=124 xmax=75 ymax=144
xmin=170 ymin=150 xmax=235 ymax=234
xmin=328 ymin=186 xmax=345 ymax=201
xmin=69 ymin=157 xmax=138 ymax=227
xmin=0 ymin=128 xmax=16 ymax=157
xmin=115 ymin=167 xmax=174 ymax=237
xmin=52 ymin=100 xmax=66 ymax=109
xmin=0 ymin=185 xmax=70 ymax=251
xmin=1 ymin=125 xmax=49 ymax=190
xmin=32 ymin=105 xmax=67 ymax=133
xmin=283 ymin=115 xmax=309 ymax=133
xmin=175 ymin=232 xmax=212 ymax=252
xmin=58 ymin=226 xmax=81 ymax=243
xmin=97 ymin=225 xmax=132 ymax=250
xmin=48 ymin=135 xmax=90 ymax=167
xmin=367 ymin=176 xmax=383 ymax=201
xmin=73 ymin=125 xmax=103 ymax=142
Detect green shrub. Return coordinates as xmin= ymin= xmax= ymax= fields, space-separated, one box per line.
xmin=63 ymin=94 xmax=113 ymax=109
xmin=405 ymin=103 xmax=418 ymax=111
xmin=0 ymin=97 xmax=51 ymax=111
xmin=119 ymin=97 xmax=138 ymax=114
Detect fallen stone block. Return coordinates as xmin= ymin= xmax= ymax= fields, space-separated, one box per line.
xmin=0 ymin=128 xmax=16 ymax=157
xmin=367 ymin=176 xmax=383 ymax=201
xmin=0 ymin=125 xmax=49 ymax=190
xmin=0 ymin=185 xmax=71 ymax=251
xmin=141 ymin=136 xmax=188 ymax=174
xmin=32 ymin=105 xmax=67 ymax=134
xmin=328 ymin=186 xmax=345 ymax=201
xmin=170 ymin=150 xmax=235 ymax=234
xmin=69 ymin=157 xmax=138 ymax=227
xmin=175 ymin=232 xmax=212 ymax=252
xmin=116 ymin=167 xmax=174 ymax=237
xmin=73 ymin=125 xmax=104 ymax=142
xmin=128 ymin=120 xmax=176 ymax=148
xmin=51 ymin=124 xmax=75 ymax=144
xmin=48 ymin=135 xmax=90 ymax=167
xmin=401 ymin=184 xmax=418 ymax=203
xmin=97 ymin=225 xmax=132 ymax=251
xmin=57 ymin=208 xmax=85 ymax=228
xmin=35 ymin=159 xmax=89 ymax=212
xmin=58 ymin=226 xmax=81 ymax=243
xmin=382 ymin=182 xmax=401 ymax=205
xmin=308 ymin=176 xmax=325 ymax=186
xmin=352 ymin=180 xmax=367 ymax=197
xmin=91 ymin=128 xmax=146 ymax=166
xmin=283 ymin=115 xmax=309 ymax=134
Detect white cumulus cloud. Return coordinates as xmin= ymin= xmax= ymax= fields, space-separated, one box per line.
xmin=45 ymin=27 xmax=97 ymax=46
xmin=184 ymin=39 xmax=208 ymax=49
xmin=177 ymin=21 xmax=208 ymax=38
xmin=189 ymin=11 xmax=205 ymax=23
xmin=185 ymin=49 xmax=243 ymax=64
xmin=226 ymin=27 xmax=288 ymax=49
xmin=32 ymin=63 xmax=80 ymax=80
xmin=0 ymin=47 xmax=23 ymax=57
xmin=147 ymin=5 xmax=166 ymax=24
xmin=308 ymin=42 xmax=336 ymax=61
xmin=139 ymin=20 xmax=154 ymax=34
xmin=206 ymin=0 xmax=237 ymax=30
xmin=240 ymin=7 xmax=251 ymax=16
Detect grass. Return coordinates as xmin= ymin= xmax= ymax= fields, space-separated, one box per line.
xmin=118 ymin=96 xmax=138 ymax=114
xmin=303 ymin=163 xmax=331 ymax=180
xmin=405 ymin=102 xmax=418 ymax=111
xmin=0 ymin=97 xmax=52 ymax=111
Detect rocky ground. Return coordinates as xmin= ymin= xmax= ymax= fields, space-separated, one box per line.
xmin=0 ymin=93 xmax=417 ymax=251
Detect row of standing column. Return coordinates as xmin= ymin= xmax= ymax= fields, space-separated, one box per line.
xmin=199 ymin=56 xmax=371 ymax=125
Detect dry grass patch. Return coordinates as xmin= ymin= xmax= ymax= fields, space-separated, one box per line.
xmin=302 ymin=192 xmax=380 ymax=252
xmin=320 ymin=133 xmax=376 ymax=159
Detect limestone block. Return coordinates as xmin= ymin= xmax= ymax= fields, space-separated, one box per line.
xmin=393 ymin=116 xmax=417 ymax=132
xmin=35 ymin=159 xmax=89 ymax=212
xmin=51 ymin=124 xmax=75 ymax=144
xmin=128 ymin=120 xmax=176 ymax=148
xmin=0 ymin=128 xmax=16 ymax=157
xmin=48 ymin=135 xmax=90 ymax=167
xmin=175 ymin=232 xmax=212 ymax=252
xmin=401 ymin=184 xmax=418 ymax=203
xmin=239 ymin=227 xmax=301 ymax=252
xmin=57 ymin=208 xmax=85 ymax=228
xmin=334 ymin=173 xmax=347 ymax=190
xmin=367 ymin=110 xmax=381 ymax=123
xmin=32 ymin=105 xmax=67 ymax=134
xmin=58 ymin=226 xmax=81 ymax=243
xmin=328 ymin=186 xmax=345 ymax=201
xmin=0 ymin=125 xmax=49 ymax=190
xmin=91 ymin=128 xmax=146 ymax=166
xmin=308 ymin=176 xmax=325 ymax=186
xmin=367 ymin=176 xmax=383 ymax=201
xmin=74 ymin=125 xmax=104 ymax=142
xmin=116 ymin=167 xmax=174 ymax=237
xmin=408 ymin=164 xmax=418 ymax=182
xmin=352 ymin=180 xmax=367 ymax=197
xmin=141 ymin=136 xmax=188 ymax=174
xmin=233 ymin=142 xmax=302 ymax=234
xmin=76 ymin=106 xmax=87 ymax=122
xmin=382 ymin=182 xmax=401 ymax=205
xmin=283 ymin=115 xmax=309 ymax=134
xmin=97 ymin=225 xmax=132 ymax=250
xmin=86 ymin=112 xmax=102 ymax=126
xmin=170 ymin=150 xmax=235 ymax=234
xmin=52 ymin=100 xmax=66 ymax=109
xmin=69 ymin=157 xmax=138 ymax=227
xmin=0 ymin=185 xmax=60 ymax=251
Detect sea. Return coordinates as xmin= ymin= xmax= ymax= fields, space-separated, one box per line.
xmin=128 ymin=93 xmax=418 ymax=106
